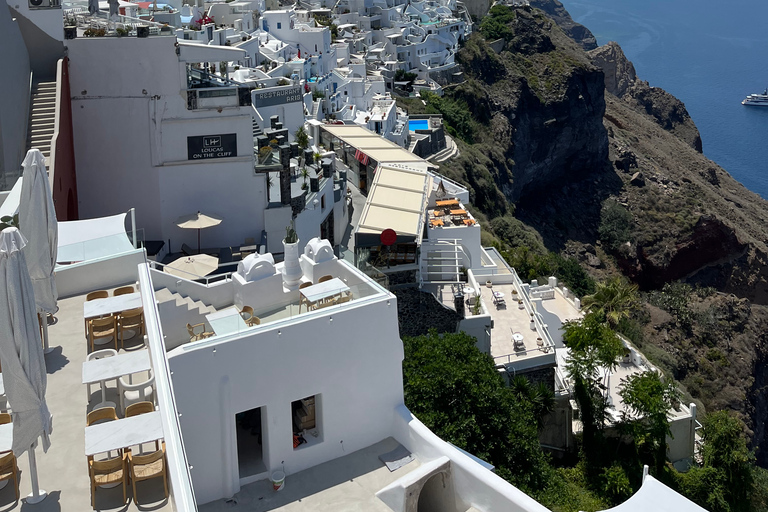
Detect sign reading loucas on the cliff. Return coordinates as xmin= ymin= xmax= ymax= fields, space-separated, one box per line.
xmin=187 ymin=134 xmax=237 ymax=160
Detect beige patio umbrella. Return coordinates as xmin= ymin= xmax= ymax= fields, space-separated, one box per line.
xmin=175 ymin=211 xmax=222 ymax=253
xmin=164 ymin=254 xmax=219 ymax=279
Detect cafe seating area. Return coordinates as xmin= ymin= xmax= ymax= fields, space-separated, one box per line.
xmin=81 ymin=285 xmax=169 ymax=509
xmin=428 ymin=198 xmax=476 ymax=228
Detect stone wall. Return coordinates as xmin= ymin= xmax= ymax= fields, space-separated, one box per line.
xmin=395 ymin=288 xmax=460 ymax=338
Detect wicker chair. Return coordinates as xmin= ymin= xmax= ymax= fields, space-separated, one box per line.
xmin=89 ymin=455 xmax=128 ymax=508
xmin=89 ymin=315 xmax=118 ymax=352
xmin=128 ymin=443 xmax=168 ymax=504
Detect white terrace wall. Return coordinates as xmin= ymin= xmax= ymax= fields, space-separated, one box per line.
xmin=167 ymin=291 xmax=403 ymax=505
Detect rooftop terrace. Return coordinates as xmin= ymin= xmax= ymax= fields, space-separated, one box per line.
xmin=1 ymin=288 xmax=172 ymax=511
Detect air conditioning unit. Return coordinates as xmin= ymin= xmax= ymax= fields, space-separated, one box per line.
xmin=29 ymin=0 xmax=60 ymax=8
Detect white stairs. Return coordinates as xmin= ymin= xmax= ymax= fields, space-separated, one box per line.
xmin=420 ymin=239 xmax=465 ymax=284
xmin=27 ymin=81 xmax=57 ymax=165
xmin=154 ymin=288 xmax=218 ymax=351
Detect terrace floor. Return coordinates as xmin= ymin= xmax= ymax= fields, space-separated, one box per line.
xmin=481 ymin=283 xmax=554 ymax=364
xmin=200 ymin=437 xmax=422 ymax=512
xmin=0 ymin=288 xmax=171 ymax=511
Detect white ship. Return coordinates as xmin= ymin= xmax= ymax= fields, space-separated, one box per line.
xmin=742 ymin=87 xmax=768 ymax=106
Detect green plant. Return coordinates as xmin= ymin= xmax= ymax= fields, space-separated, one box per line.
xmin=312 ymin=90 xmax=325 ymax=101
xmin=115 ymin=26 xmax=130 ymax=36
xmin=284 ymin=222 xmax=298 ymax=244
xmin=83 ymin=27 xmax=106 ymax=37
xmin=294 ymin=126 xmax=309 ymax=150
xmin=599 ymin=200 xmax=634 ymax=252
xmin=258 ymin=146 xmax=272 ymax=162
xmin=472 ymin=296 xmax=481 ymax=316
xmin=277 ymin=78 xmax=290 ymax=86
xmin=0 ymin=214 xmax=19 ymax=232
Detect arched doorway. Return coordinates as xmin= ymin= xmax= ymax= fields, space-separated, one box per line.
xmin=417 ymin=472 xmax=453 ymax=512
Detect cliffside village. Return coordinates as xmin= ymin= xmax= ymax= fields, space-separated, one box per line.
xmin=0 ymin=0 xmax=708 ymax=510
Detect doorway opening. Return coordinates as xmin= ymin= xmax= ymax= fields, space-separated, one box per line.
xmin=236 ymin=407 xmax=266 ymax=478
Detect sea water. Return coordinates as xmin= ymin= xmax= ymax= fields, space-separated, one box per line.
xmin=561 ymin=0 xmax=768 ymax=198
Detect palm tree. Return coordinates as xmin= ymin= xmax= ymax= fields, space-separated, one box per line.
xmin=265 ymin=174 xmax=274 ymax=202
xmin=300 ymin=167 xmax=310 ymax=189
xmin=581 ymin=276 xmax=640 ymax=328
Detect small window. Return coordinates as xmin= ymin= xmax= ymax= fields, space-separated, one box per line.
xmin=277 ymin=22 xmax=282 ymax=29
xmin=292 ymin=395 xmax=321 ymax=449
xmin=321 ymin=195 xmax=326 ymax=209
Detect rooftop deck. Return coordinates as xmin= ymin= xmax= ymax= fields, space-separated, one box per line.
xmin=200 ymin=438 xmax=421 ymax=512
xmin=0 ymin=288 xmax=171 ymax=511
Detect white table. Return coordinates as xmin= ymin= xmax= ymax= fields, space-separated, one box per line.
xmin=84 ymin=410 xmax=163 ymax=457
xmin=0 ymin=422 xmax=11 ymax=453
xmin=206 ymin=308 xmax=248 ymax=336
xmin=300 ymin=278 xmax=350 ymax=306
xmin=83 ymin=292 xmax=142 ymax=320
xmin=512 ymin=332 xmax=524 ymax=349
xmin=82 ymin=350 xmax=151 ymax=409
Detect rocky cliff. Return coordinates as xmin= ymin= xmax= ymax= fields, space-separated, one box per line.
xmin=589 ymin=42 xmax=703 ymax=152
xmin=403 ymin=1 xmax=768 ymax=459
xmin=529 ymin=0 xmax=597 ymax=50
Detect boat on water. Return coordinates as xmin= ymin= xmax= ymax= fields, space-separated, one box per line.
xmin=742 ymin=87 xmax=768 ymax=106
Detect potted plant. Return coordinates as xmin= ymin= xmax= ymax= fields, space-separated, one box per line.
xmin=64 ymin=14 xmax=77 ymax=39
xmin=282 ymin=222 xmax=302 ymax=289
xmin=486 ymin=280 xmax=492 ymax=288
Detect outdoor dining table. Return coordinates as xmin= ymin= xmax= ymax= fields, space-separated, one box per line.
xmin=82 ymin=350 xmax=151 ymax=410
xmin=84 ymin=410 xmax=164 ymax=457
xmin=449 ymin=209 xmax=467 ymax=216
xmin=83 ymin=292 xmax=142 ymax=320
xmin=206 ymin=307 xmax=248 ymax=336
xmin=300 ymin=278 xmax=351 ymax=308
xmin=436 ymin=199 xmax=459 ymax=208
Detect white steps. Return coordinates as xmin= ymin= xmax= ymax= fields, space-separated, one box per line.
xmin=27 ymin=80 xmax=58 ymax=160
xmin=155 ymin=288 xmax=219 ymax=351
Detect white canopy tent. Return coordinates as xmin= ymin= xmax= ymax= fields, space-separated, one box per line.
xmin=57 ymin=212 xmax=137 ymax=264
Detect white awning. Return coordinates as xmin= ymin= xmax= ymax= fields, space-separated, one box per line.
xmin=599 ymin=475 xmax=706 ymax=512
xmin=57 ymin=213 xmax=134 ymax=264
xmin=177 ymin=41 xmax=247 ymax=63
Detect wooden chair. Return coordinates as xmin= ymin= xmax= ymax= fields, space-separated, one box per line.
xmin=125 ymin=401 xmax=155 ymax=418
xmin=89 ymin=315 xmax=118 ymax=353
xmin=0 ymin=452 xmax=19 ymax=501
xmin=113 ymin=286 xmax=134 ymax=296
xmin=118 ymin=308 xmax=144 ymax=348
xmin=238 ymin=306 xmax=261 ymax=327
xmin=86 ymin=290 xmax=109 ymax=301
xmin=128 ymin=443 xmax=168 ymax=504
xmin=84 ymin=290 xmax=109 ymax=336
xmin=318 ymin=275 xmax=333 ymax=283
xmin=186 ymin=323 xmax=213 ymax=342
xmin=89 ymin=454 xmax=128 ymax=508
xmin=0 ymin=413 xmax=10 ymax=425
xmin=299 ymin=282 xmax=313 ymax=312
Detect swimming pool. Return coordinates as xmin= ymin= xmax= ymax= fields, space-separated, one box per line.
xmin=409 ymin=119 xmax=429 ymax=131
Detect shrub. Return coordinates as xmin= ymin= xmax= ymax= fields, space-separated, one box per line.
xmin=598 ymin=200 xmax=633 ymax=252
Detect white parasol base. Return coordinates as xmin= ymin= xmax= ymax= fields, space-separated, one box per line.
xmin=26 ymin=491 xmax=48 ymax=504
xmin=25 ymin=443 xmax=47 ymax=504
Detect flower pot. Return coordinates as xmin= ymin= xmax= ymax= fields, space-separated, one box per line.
xmin=486 ymin=281 xmax=492 ymax=288
xmin=64 ymin=26 xmax=77 ymax=39
xmin=282 ymin=238 xmax=302 ymax=290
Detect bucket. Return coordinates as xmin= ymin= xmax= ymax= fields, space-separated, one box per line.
xmin=270 ymin=471 xmax=285 ymax=491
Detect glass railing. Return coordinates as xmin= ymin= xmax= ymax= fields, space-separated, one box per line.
xmin=56 ymin=232 xmax=139 ymax=265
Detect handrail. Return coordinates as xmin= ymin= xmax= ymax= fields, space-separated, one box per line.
xmin=138 ymin=262 xmax=198 ymax=511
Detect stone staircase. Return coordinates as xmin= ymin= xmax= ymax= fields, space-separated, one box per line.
xmin=155 ymin=288 xmax=218 ymax=350
xmin=27 ymin=81 xmax=57 ymax=165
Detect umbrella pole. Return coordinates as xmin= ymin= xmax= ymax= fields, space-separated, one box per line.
xmin=40 ymin=310 xmax=53 ymax=354
xmin=198 ymin=229 xmax=201 ymax=254
xmin=26 ymin=442 xmax=47 ymax=504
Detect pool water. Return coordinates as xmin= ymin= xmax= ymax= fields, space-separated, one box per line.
xmin=409 ymin=119 xmax=429 ymax=131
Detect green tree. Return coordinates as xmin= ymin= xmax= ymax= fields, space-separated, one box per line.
xmin=598 ymin=200 xmax=633 ymax=252
xmin=617 ymin=371 xmax=679 ymax=474
xmin=403 ymin=330 xmax=550 ymax=491
xmin=509 ymin=375 xmax=555 ymax=428
xmin=582 ymin=276 xmax=640 ymax=329
xmin=294 ymin=126 xmax=309 ymax=150
xmin=679 ymin=411 xmax=755 ymax=512
xmin=562 ymin=313 xmax=624 ymax=474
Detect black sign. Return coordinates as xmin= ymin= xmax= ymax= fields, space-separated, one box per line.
xmin=252 ymin=87 xmax=303 ymax=108
xmin=187 ymin=134 xmax=237 ymax=160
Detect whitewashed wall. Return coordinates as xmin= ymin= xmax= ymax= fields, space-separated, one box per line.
xmin=68 ymin=37 xmax=265 ymax=250
xmin=168 ymin=292 xmax=403 ymax=505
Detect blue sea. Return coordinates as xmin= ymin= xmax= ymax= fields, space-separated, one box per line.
xmin=561 ymin=0 xmax=768 ymax=199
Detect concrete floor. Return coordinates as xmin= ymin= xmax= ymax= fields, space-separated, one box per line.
xmin=0 ymin=288 xmax=172 ymax=511
xmin=200 ymin=437 xmax=421 ymax=512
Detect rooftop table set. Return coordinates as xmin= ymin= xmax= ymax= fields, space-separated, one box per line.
xmin=299 ymin=278 xmax=351 ymax=312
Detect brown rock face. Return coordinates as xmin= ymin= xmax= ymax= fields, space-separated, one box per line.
xmin=588 ymin=42 xmax=636 ymax=97
xmin=588 ymin=42 xmax=703 ymax=153
xmin=529 ymin=0 xmax=598 ymax=50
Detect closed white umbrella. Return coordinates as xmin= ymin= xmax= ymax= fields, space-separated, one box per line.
xmin=0 ymin=228 xmax=52 ymax=504
xmin=19 ymin=149 xmax=58 ymax=354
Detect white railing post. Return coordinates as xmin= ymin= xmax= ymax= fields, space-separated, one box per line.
xmin=130 ymin=208 xmax=137 ymax=249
